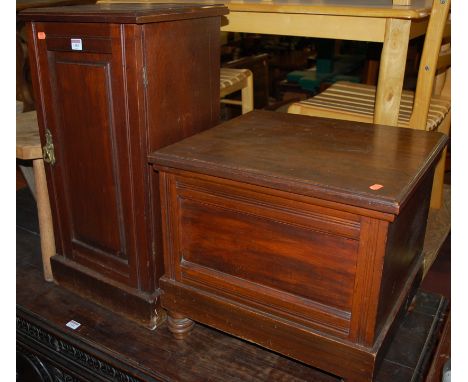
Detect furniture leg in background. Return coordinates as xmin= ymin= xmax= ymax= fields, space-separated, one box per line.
xmin=17 ymin=111 xmax=55 ymax=281
xmin=220 ymin=68 xmax=254 ymax=114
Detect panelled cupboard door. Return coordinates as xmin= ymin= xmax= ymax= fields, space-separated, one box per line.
xmin=29 ymin=22 xmax=141 ymax=286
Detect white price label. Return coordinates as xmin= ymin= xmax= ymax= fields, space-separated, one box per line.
xmin=66 ymin=320 xmax=81 ymax=330
xmin=71 ymin=38 xmax=83 ymax=51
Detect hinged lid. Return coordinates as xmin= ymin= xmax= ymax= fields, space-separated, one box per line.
xmin=19 ymin=3 xmax=228 ymax=23
xmin=149 ymin=111 xmax=447 ymax=215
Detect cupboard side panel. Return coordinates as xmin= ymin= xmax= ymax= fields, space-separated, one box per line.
xmin=144 ymin=16 xmax=221 ymax=152
xmin=144 ymin=17 xmax=222 ymax=289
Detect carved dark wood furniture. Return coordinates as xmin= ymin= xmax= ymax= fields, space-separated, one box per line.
xmin=149 ymin=110 xmax=448 ymax=381
xmin=18 ymin=3 xmax=228 ymax=328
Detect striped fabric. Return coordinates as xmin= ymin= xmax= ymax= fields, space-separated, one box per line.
xmin=290 ymin=81 xmax=451 ymax=131
xmin=220 ymin=68 xmax=250 ymax=92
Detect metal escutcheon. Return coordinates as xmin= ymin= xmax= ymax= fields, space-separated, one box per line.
xmin=43 ymin=128 xmax=56 ymax=166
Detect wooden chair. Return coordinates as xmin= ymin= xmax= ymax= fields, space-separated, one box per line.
xmin=222 ymin=54 xmax=270 ymax=109
xmin=288 ymin=0 xmax=451 ymax=210
xmin=220 ymin=68 xmax=254 ymax=114
xmin=17 ymin=111 xmax=55 ymax=281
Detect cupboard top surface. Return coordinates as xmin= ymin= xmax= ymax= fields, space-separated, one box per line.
xmin=18 ymin=3 xmax=228 ymax=23
xmin=149 ymin=110 xmax=447 ymax=215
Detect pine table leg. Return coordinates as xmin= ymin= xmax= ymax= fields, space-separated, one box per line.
xmin=33 ymin=158 xmax=55 ymax=282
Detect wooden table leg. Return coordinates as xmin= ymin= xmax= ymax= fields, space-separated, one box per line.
xmin=241 ymin=70 xmax=254 ymax=114
xmin=33 ymin=158 xmax=55 ymax=282
xmin=374 ymin=18 xmax=411 ymax=126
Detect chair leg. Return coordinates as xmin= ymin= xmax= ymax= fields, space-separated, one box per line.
xmin=33 ymin=158 xmax=55 ymax=282
xmin=241 ymin=71 xmax=254 ymax=114
xmin=430 ymin=146 xmax=447 ymax=209
xmin=430 ymin=112 xmax=450 ymax=209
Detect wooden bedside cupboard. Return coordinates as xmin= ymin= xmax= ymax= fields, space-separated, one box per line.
xmin=18 ymin=3 xmax=228 ymax=329
xmin=149 ymin=111 xmax=448 ymax=381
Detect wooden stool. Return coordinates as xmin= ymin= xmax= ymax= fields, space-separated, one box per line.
xmin=17 ymin=111 xmax=55 ymax=281
xmin=220 ymin=68 xmax=254 ymax=114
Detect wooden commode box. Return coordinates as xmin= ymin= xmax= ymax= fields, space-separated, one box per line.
xmin=149 ymin=111 xmax=447 ymax=381
xmin=19 ymin=3 xmax=228 ymax=328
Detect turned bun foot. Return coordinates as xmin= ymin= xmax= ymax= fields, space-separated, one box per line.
xmin=167 ymin=312 xmax=194 ymax=340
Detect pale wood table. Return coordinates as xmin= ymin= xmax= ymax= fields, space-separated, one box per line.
xmin=99 ymin=0 xmax=432 ymax=127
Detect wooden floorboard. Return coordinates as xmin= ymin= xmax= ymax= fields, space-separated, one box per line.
xmin=16 ymin=188 xmax=449 ymax=382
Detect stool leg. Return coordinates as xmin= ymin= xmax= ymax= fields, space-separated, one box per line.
xmin=241 ymin=71 xmax=254 ymax=114
xmin=33 ymin=158 xmax=55 ymax=282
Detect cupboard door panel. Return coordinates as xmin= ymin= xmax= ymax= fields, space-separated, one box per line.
xmin=45 ymin=47 xmax=133 ymax=282
xmin=54 ymin=60 xmax=124 ymax=258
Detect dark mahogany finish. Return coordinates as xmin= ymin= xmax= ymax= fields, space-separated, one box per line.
xmin=19 ymin=3 xmax=228 ymax=328
xmin=149 ymin=111 xmax=448 ymax=381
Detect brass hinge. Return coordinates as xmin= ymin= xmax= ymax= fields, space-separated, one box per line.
xmin=43 ymin=128 xmax=56 ymax=166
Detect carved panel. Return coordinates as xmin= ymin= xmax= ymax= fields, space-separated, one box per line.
xmin=17 ymin=345 xmax=53 ymax=382
xmin=16 ymin=316 xmax=142 ymax=382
